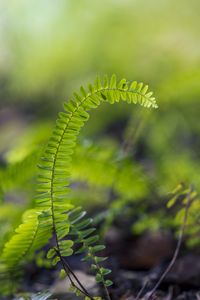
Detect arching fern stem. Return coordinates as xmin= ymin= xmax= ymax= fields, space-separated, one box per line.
xmin=41 ymin=75 xmax=157 ymax=299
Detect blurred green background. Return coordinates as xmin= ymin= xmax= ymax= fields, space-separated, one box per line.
xmin=0 ymin=0 xmax=200 ymax=247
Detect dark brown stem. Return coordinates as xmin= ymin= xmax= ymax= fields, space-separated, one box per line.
xmin=64 ymin=258 xmax=94 ymax=299
xmin=54 ymin=248 xmax=94 ymax=299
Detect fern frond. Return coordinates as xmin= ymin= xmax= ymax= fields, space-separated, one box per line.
xmin=36 ymin=74 xmax=157 ymax=255
xmin=68 ymin=207 xmax=112 ymax=288
xmin=0 ymin=74 xmax=157 ymax=295
xmin=0 ymin=209 xmax=52 ymax=294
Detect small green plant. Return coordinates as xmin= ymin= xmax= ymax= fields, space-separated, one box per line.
xmin=0 ymin=74 xmax=157 ymax=298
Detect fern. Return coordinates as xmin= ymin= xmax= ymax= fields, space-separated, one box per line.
xmin=0 ymin=74 xmax=157 ymax=296
xmin=49 ymin=207 xmax=111 ymax=299
xmin=69 ymin=207 xmax=112 ymax=287
xmin=36 ymin=74 xmax=156 ymax=277
xmin=0 ymin=209 xmax=52 ymax=294
xmin=0 ymin=203 xmax=24 ymax=252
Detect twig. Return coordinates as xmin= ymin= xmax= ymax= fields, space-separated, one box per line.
xmin=145 ymin=189 xmax=192 ymax=300
xmin=135 ymin=278 xmax=149 ymax=300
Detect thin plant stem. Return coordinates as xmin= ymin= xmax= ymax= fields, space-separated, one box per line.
xmin=97 ymin=265 xmax=112 ymax=300
xmin=146 ymin=191 xmax=192 ymax=300
xmin=54 ymin=248 xmax=94 ymax=299
xmin=103 ymin=284 xmax=112 ymax=300
xmin=135 ymin=278 xmax=148 ymax=300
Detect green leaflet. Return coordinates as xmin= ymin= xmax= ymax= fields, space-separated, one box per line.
xmin=0 ymin=74 xmax=157 ymax=295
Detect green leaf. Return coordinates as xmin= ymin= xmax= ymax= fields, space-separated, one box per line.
xmin=118 ymin=78 xmax=127 ymax=89
xmin=91 ymin=264 xmax=98 ymax=271
xmin=110 ymin=74 xmax=117 ymax=88
xmin=75 ymin=246 xmax=86 ymax=254
xmin=105 ymin=280 xmax=113 ymax=287
xmin=95 ymin=75 xmax=102 ymax=90
xmin=90 ymin=245 xmax=105 ymax=253
xmin=95 ymin=273 xmax=103 ymax=283
xmin=100 ymin=267 xmax=111 ymax=276
xmin=59 ymin=240 xmax=74 ymax=249
xmin=60 ymin=248 xmax=73 ymax=257
xmin=59 ymin=269 xmax=66 ymax=279
xmin=103 ymin=74 xmax=109 ymax=88
xmin=167 ymin=195 xmax=178 ymax=208
xmin=78 ymin=228 xmax=96 ymax=239
xmin=84 ymin=235 xmax=99 ymax=245
xmin=75 ymin=218 xmax=92 ymax=230
xmin=94 ymin=256 xmax=108 ymax=263
xmin=52 ymin=256 xmax=60 ymax=266
xmin=47 ymin=248 xmax=56 ymax=259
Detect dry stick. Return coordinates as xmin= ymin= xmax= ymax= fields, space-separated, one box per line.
xmin=145 ymin=192 xmax=191 ymax=300
xmin=135 ymin=279 xmax=149 ymax=300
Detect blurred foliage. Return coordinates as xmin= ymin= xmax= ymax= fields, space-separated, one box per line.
xmin=0 ymin=0 xmax=200 ymax=105
xmin=14 ymin=290 xmax=52 ymax=300
xmin=0 ymin=0 xmax=200 ymax=285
